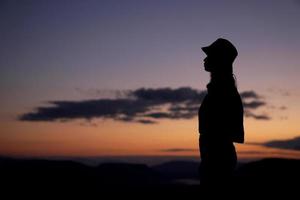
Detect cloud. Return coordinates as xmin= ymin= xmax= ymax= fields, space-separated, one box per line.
xmin=262 ymin=137 xmax=300 ymax=151
xmin=136 ymin=119 xmax=157 ymax=124
xmin=240 ymin=91 xmax=267 ymax=110
xmin=243 ymin=101 xmax=266 ymax=109
xmin=240 ymin=90 xmax=270 ymax=120
xmin=240 ymin=91 xmax=260 ymax=99
xmin=244 ymin=111 xmax=270 ymax=120
xmin=131 ymin=87 xmax=205 ymax=103
xmin=19 ymin=87 xmax=269 ymax=124
xmin=19 ymin=99 xmax=150 ymax=122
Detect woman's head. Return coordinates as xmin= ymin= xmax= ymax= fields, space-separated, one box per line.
xmin=202 ymin=38 xmax=238 ymax=74
xmin=203 ymin=54 xmax=233 ymax=74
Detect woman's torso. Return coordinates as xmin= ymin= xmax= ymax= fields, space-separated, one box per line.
xmin=198 ymin=79 xmax=244 ymax=143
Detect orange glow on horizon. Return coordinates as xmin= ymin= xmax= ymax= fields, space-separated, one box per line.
xmin=1 ymin=116 xmax=300 ymax=160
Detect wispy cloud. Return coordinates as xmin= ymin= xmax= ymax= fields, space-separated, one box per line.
xmin=19 ymin=87 xmax=269 ymax=124
xmin=262 ymin=136 xmax=300 ymax=151
xmin=244 ymin=111 xmax=270 ymax=120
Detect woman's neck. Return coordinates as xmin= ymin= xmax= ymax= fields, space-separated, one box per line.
xmin=210 ymin=72 xmax=233 ymax=80
xmin=209 ymin=72 xmax=236 ymax=88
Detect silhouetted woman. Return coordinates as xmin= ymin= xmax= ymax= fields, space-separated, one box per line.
xmin=198 ymin=38 xmax=244 ymax=186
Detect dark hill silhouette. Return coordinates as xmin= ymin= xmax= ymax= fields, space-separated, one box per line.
xmin=1 ymin=157 xmax=300 ymax=197
xmin=96 ymin=162 xmax=164 ymax=185
xmin=0 ymin=157 xmax=167 ymax=187
xmin=234 ymin=158 xmax=300 ymax=188
xmin=153 ymin=160 xmax=199 ymax=180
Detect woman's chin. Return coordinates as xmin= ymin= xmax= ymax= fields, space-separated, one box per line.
xmin=204 ymin=67 xmax=210 ymax=72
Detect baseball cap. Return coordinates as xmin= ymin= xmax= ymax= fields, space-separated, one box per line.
xmin=202 ymin=38 xmax=238 ymax=63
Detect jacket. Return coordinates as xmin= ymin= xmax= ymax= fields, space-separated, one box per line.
xmin=198 ymin=80 xmax=244 ymax=143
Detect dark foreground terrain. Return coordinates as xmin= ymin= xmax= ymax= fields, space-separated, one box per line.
xmin=1 ymin=157 xmax=299 ymax=198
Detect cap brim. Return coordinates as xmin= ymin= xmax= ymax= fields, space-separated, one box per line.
xmin=201 ymin=46 xmax=210 ymax=55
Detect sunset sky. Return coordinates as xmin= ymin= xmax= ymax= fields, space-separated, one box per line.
xmin=1 ymin=0 xmax=300 ymax=160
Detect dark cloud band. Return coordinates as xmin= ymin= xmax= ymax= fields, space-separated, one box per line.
xmin=19 ymin=87 xmax=269 ymax=124
xmin=262 ymin=137 xmax=300 ymax=151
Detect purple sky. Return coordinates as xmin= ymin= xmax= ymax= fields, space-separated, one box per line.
xmin=1 ymin=0 xmax=300 ymax=124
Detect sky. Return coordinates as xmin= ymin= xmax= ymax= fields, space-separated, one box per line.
xmin=1 ymin=0 xmax=300 ymax=160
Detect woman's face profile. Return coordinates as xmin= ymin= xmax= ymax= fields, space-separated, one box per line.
xmin=203 ymin=56 xmax=213 ymax=72
xmin=203 ymin=55 xmax=227 ymax=73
